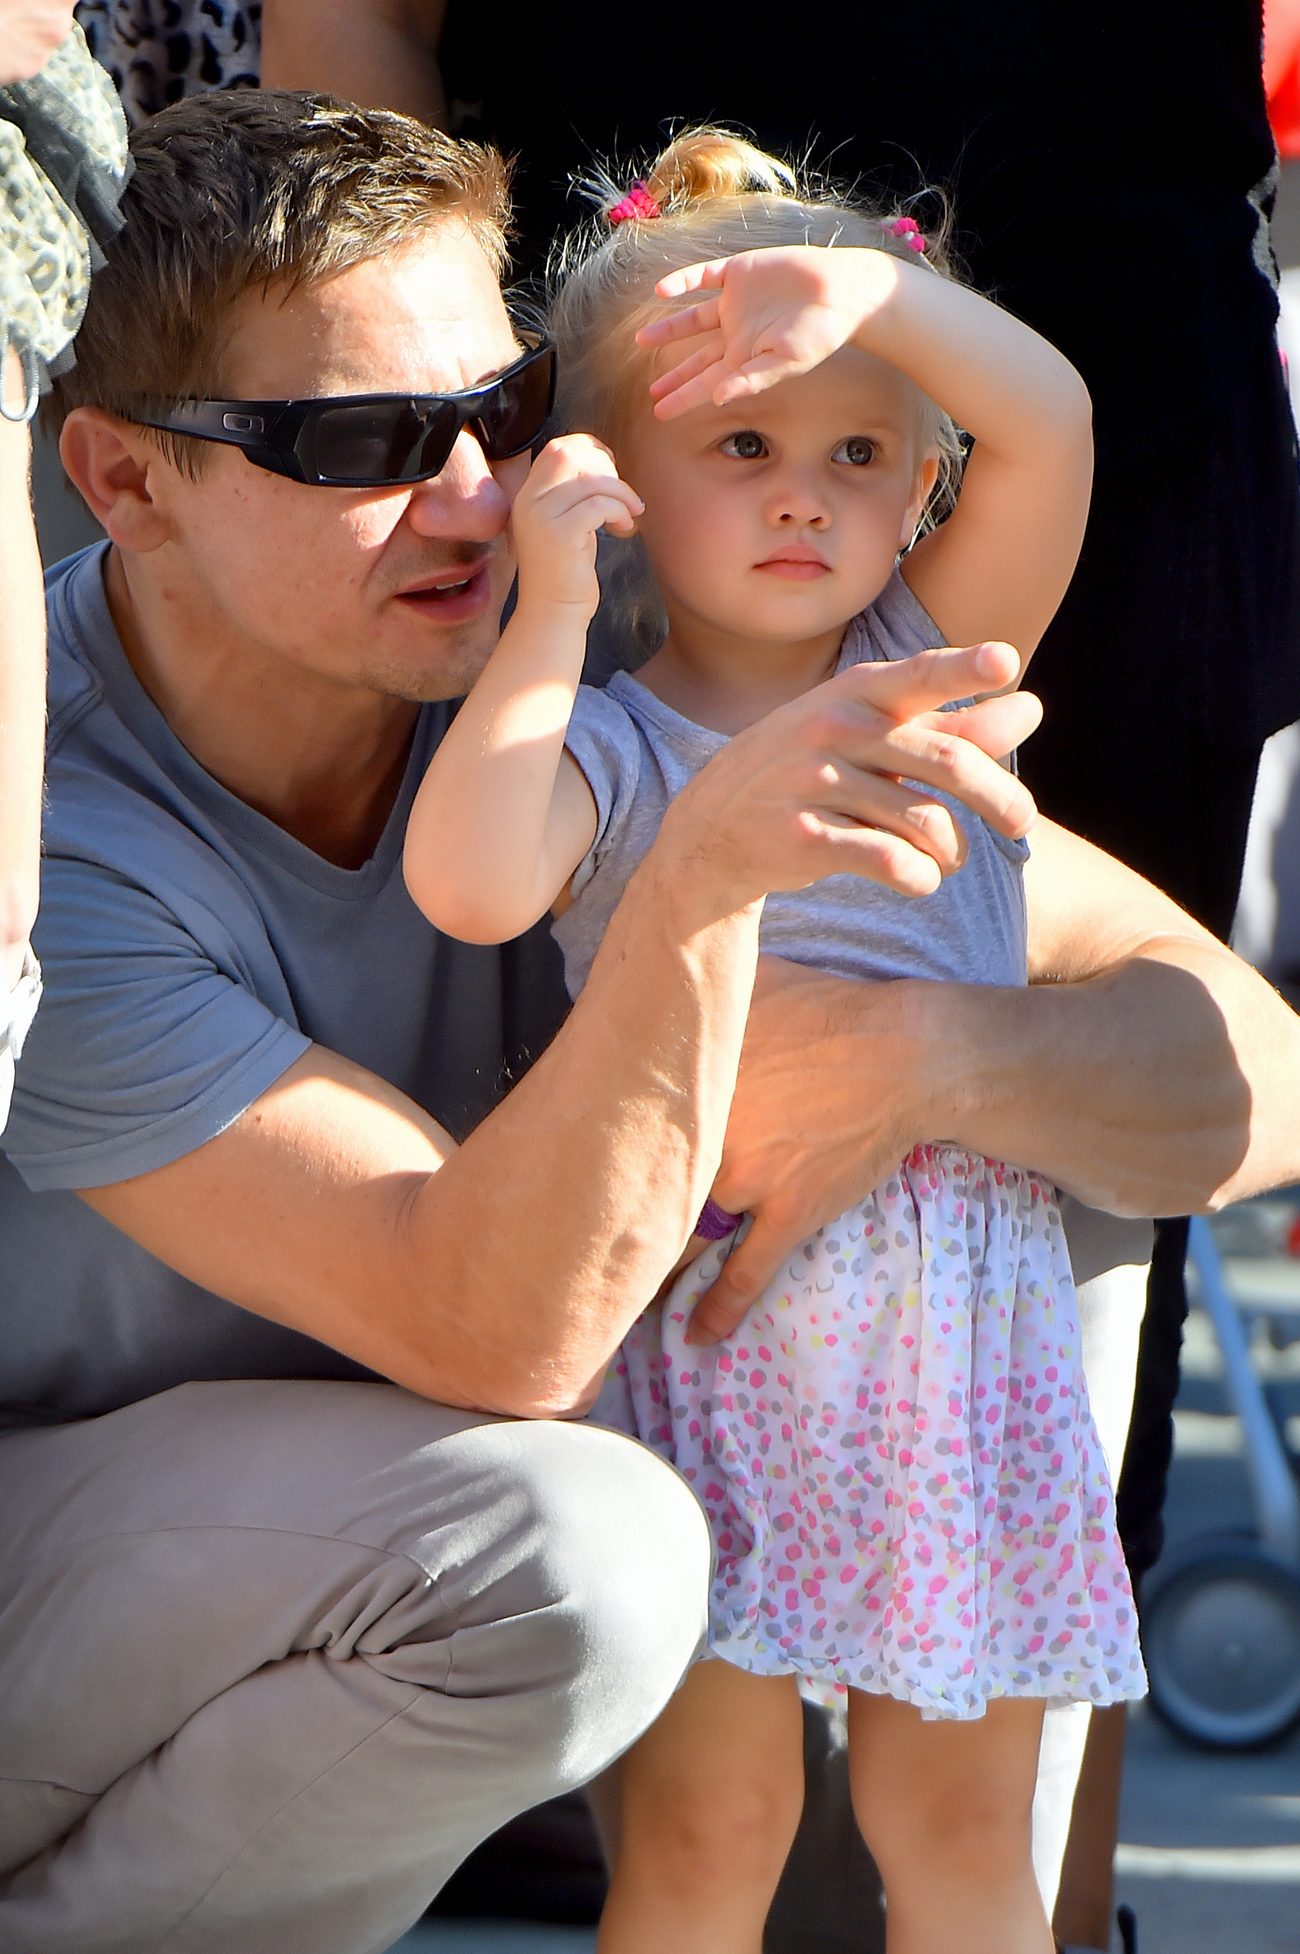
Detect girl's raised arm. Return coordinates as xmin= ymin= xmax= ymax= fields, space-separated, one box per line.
xmin=402 ymin=435 xmax=642 ymax=944
xmin=643 ymin=246 xmax=1092 ymax=671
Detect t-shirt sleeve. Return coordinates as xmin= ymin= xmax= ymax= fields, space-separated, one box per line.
xmin=562 ymin=683 xmax=644 ymax=901
xmin=3 ymin=855 xmax=310 ymax=1193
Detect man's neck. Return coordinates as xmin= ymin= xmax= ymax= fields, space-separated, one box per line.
xmin=104 ymin=547 xmax=420 ymax=869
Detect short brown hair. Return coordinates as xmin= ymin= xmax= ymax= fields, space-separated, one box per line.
xmin=49 ymin=89 xmax=511 ymax=471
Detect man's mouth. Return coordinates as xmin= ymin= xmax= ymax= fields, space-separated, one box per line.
xmin=394 ymin=560 xmax=494 ymax=616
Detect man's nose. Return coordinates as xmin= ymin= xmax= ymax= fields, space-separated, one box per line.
xmin=404 ymin=428 xmax=512 ymax=539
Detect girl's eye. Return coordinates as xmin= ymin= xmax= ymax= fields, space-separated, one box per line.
xmin=832 ymin=436 xmax=876 ymax=466
xmin=719 ymin=429 xmax=768 ymax=460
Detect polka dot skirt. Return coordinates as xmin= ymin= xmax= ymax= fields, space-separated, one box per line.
xmin=593 ymin=1146 xmax=1146 ymax=1719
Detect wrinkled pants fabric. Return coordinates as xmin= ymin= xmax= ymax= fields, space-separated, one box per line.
xmin=0 ymin=1377 xmax=710 ymax=1954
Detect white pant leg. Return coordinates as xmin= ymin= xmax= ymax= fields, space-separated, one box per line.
xmin=1031 ymin=1201 xmax=1152 ymax=1908
xmin=0 ymin=949 xmax=41 ymax=1136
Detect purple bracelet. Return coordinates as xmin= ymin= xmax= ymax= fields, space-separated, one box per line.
xmin=695 ymin=1197 xmax=744 ymax=1241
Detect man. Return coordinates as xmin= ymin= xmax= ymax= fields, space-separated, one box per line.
xmin=1 ymin=91 xmax=1298 ymax=1954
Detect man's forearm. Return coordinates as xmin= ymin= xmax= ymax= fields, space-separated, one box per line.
xmin=917 ymin=940 xmax=1300 ymax=1217
xmin=402 ymin=853 xmax=763 ymax=1414
xmin=694 ymin=816 xmax=1300 ymax=1344
xmin=987 ymin=815 xmax=1300 ymax=1213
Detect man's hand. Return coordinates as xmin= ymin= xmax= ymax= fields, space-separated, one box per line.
xmin=684 ymin=959 xmax=938 ymax=1343
xmin=511 ymin=434 xmax=643 ymax=616
xmin=657 ymin=638 xmax=1040 ymax=922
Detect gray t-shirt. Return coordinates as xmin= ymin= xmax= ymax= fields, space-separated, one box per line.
xmin=555 ymin=570 xmax=1029 ymax=997
xmin=0 ymin=545 xmax=565 ymax=1424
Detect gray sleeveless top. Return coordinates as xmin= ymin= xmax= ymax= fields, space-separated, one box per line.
xmin=555 ymin=569 xmax=1028 ymax=996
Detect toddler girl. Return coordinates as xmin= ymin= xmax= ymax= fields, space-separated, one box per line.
xmin=404 ymin=131 xmax=1144 ymax=1954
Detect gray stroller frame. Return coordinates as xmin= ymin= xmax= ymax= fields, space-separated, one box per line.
xmin=1140 ymin=1213 xmax=1300 ymax=1749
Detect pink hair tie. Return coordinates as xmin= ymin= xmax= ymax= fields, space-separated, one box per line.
xmin=886 ymin=215 xmax=929 ymax=253
xmin=607 ymin=180 xmax=661 ymax=226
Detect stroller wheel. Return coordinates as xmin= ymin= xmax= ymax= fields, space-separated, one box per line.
xmin=1142 ymin=1532 xmax=1300 ymax=1750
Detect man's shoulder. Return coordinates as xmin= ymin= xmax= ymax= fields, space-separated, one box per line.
xmin=37 ymin=546 xmax=266 ymax=965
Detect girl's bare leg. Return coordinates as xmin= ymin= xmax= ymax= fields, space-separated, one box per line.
xmin=848 ymin=1690 xmax=1055 ymax=1954
xmin=597 ymin=1661 xmax=805 ymax=1954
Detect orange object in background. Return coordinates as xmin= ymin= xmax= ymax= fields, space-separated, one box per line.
xmin=1266 ymin=0 xmax=1300 ymax=155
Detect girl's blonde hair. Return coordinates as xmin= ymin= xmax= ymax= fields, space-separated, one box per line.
xmin=547 ymin=127 xmax=966 ymax=651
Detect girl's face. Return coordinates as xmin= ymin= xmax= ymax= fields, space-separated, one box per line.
xmin=619 ymin=343 xmax=939 ymax=659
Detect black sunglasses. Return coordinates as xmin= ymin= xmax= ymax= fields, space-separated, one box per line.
xmin=130 ymin=338 xmax=556 ymax=488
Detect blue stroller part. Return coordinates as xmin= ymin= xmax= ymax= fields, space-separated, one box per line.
xmin=1140 ymin=1213 xmax=1300 ymax=1750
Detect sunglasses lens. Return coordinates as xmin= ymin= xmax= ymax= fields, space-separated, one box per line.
xmin=474 ymin=346 xmax=556 ymax=460
xmin=313 ymin=399 xmax=457 ymax=484
xmin=296 ymin=344 xmax=553 ymax=485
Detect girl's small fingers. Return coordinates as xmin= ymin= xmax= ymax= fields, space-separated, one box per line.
xmin=654 ymin=259 xmax=728 ymax=299
xmin=588 ymin=495 xmax=641 ymax=537
xmin=571 ymin=489 xmax=643 ymax=529
xmin=524 ymin=480 xmax=642 ymax=537
xmin=652 ymin=366 xmax=733 ymax=421
xmin=647 ymin=339 xmax=724 ymax=400
xmin=712 ymin=352 xmax=798 ymax=403
xmin=638 ymin=298 xmax=722 ymax=348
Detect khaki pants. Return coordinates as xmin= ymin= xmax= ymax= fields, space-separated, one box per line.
xmin=0 ymin=1378 xmax=710 ymax=1953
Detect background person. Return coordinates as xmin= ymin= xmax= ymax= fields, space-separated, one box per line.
xmin=73 ymin=0 xmax=447 ymax=125
xmin=0 ymin=7 xmax=126 ymax=1128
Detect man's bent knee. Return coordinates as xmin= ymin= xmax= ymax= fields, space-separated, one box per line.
xmin=484 ymin=1422 xmax=710 ymax=1792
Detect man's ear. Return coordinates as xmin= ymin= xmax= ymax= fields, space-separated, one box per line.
xmin=59 ymin=408 xmax=174 ymax=551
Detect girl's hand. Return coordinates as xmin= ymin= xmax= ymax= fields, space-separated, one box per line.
xmin=638 ymin=246 xmax=898 ymax=418
xmin=511 ymin=433 xmax=643 ymax=617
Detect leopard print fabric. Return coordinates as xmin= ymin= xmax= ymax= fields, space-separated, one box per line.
xmin=0 ymin=24 xmax=128 ymax=415
xmin=75 ymin=0 xmax=261 ymax=127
